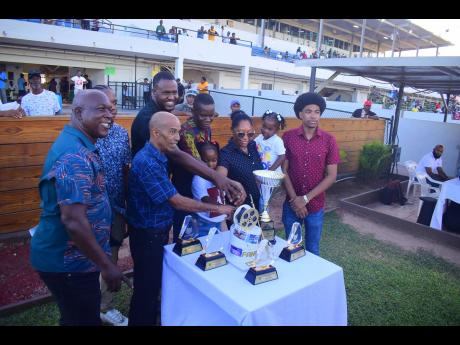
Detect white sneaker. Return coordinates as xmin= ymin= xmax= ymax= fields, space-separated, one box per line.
xmin=100 ymin=309 xmax=128 ymax=326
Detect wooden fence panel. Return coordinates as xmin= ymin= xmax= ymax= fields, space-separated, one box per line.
xmin=0 ymin=116 xmax=384 ymax=234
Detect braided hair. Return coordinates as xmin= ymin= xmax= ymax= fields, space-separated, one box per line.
xmin=262 ymin=110 xmax=286 ymax=130
xmin=196 ymin=140 xmax=220 ymax=158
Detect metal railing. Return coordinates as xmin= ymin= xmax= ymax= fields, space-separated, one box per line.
xmin=173 ymin=26 xmax=253 ymax=48
xmin=15 ymin=19 xmax=253 ymax=47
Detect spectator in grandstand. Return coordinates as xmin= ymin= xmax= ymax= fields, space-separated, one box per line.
xmin=276 ymin=52 xmax=283 ymax=60
xmin=60 ymin=77 xmax=70 ymax=103
xmin=155 ymin=20 xmax=166 ymax=38
xmin=0 ymin=64 xmax=7 ymax=103
xmin=71 ymin=70 xmax=87 ymax=96
xmin=141 ymin=78 xmax=151 ymax=105
xmin=17 ymin=73 xmax=27 ymax=97
xmin=352 ymin=100 xmax=379 ymax=120
xmin=197 ymin=76 xmax=209 ymax=94
xmin=185 ymin=80 xmax=193 ymax=90
xmin=84 ymin=74 xmax=92 ymax=89
xmin=48 ymin=78 xmax=57 ymax=93
xmin=229 ymin=99 xmax=241 ymax=115
xmin=173 ymin=89 xmax=197 ymax=117
xmin=176 ymin=78 xmax=185 ymax=104
xmin=223 ymin=31 xmax=231 ymax=43
xmin=21 ymin=70 xmax=61 ymax=116
xmin=197 ymin=26 xmax=206 ymax=39
xmin=208 ymin=25 xmax=218 ymax=41
xmin=229 ymin=32 xmax=238 ymax=45
xmin=264 ymin=46 xmax=269 ymax=55
xmin=284 ymin=51 xmax=290 ymax=60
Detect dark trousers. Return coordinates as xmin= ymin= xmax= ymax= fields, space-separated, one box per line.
xmin=38 ymin=271 xmax=101 ymax=326
xmin=143 ymin=92 xmax=150 ymax=105
xmin=128 ymin=226 xmax=169 ymax=326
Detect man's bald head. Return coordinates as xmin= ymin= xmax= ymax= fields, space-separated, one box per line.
xmin=149 ymin=111 xmax=180 ymax=132
xmin=72 ymin=89 xmax=109 ymax=112
xmin=149 ymin=111 xmax=181 ymax=152
xmin=434 ymin=144 xmax=444 ymax=150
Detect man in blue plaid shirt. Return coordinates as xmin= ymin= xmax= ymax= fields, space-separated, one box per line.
xmin=126 ymin=111 xmax=235 ymax=326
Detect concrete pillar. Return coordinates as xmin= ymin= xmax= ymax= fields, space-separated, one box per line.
xmin=174 ymin=56 xmax=184 ymax=80
xmin=258 ymin=19 xmax=266 ymax=48
xmin=317 ymin=19 xmax=324 ymax=54
xmin=241 ymin=65 xmax=249 ymax=89
xmin=359 ymin=19 xmax=366 ymax=57
xmin=391 ymin=27 xmax=397 ymax=57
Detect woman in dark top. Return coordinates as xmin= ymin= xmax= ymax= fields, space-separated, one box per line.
xmin=217 ymin=113 xmax=263 ymax=209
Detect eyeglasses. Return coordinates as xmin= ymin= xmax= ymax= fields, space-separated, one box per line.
xmin=235 ymin=131 xmax=256 ymax=139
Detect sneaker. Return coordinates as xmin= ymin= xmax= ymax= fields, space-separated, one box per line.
xmin=100 ymin=309 xmax=128 ymax=326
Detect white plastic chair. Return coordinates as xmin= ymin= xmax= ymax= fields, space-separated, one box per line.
xmin=402 ymin=160 xmax=421 ymax=197
xmin=415 ymin=173 xmax=441 ymax=217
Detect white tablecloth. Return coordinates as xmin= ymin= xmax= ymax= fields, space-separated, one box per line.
xmin=161 ymin=231 xmax=347 ymax=326
xmin=430 ymin=178 xmax=460 ymax=230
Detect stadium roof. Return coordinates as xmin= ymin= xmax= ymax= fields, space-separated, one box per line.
xmin=295 ymin=57 xmax=460 ymax=95
xmin=286 ymin=19 xmax=452 ymax=52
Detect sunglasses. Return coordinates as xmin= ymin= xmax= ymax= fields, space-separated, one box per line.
xmin=235 ymin=131 xmax=256 ymax=139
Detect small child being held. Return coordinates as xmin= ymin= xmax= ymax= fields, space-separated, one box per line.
xmin=191 ymin=141 xmax=226 ymax=236
xmin=255 ymin=110 xmax=286 ymax=172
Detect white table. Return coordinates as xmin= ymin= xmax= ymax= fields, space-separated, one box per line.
xmin=161 ymin=231 xmax=347 ymax=326
xmin=430 ymin=178 xmax=460 ymax=230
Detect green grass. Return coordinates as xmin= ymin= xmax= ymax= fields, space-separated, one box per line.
xmin=2 ymin=211 xmax=460 ymax=326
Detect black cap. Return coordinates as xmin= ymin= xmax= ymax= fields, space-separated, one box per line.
xmin=28 ymin=70 xmax=41 ymax=79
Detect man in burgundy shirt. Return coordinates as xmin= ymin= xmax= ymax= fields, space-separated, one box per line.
xmin=282 ymin=92 xmax=340 ymax=256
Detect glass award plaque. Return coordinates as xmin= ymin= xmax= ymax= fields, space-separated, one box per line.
xmin=279 ymin=222 xmax=306 ymax=262
xmin=245 ymin=239 xmax=278 ymax=285
xmin=173 ymin=215 xmax=203 ymax=256
xmin=195 ymin=227 xmax=227 ymax=271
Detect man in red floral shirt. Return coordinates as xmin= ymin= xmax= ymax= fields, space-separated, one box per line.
xmin=282 ymin=92 xmax=340 ymax=256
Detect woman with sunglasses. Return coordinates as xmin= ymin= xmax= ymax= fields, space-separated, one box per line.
xmin=217 ymin=112 xmax=263 ymax=210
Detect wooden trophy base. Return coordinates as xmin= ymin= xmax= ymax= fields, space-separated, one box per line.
xmin=173 ymin=238 xmax=203 ymax=256
xmin=279 ymin=244 xmax=306 ymax=262
xmin=195 ymin=251 xmax=227 ymax=271
xmin=245 ymin=265 xmax=278 ymax=285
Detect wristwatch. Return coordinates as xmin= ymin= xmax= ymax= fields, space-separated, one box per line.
xmin=303 ymin=195 xmax=309 ymax=204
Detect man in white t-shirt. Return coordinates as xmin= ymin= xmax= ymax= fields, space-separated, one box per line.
xmin=21 ymin=70 xmax=61 ymax=116
xmin=416 ymin=144 xmax=450 ymax=182
xmin=71 ymin=70 xmax=87 ymax=96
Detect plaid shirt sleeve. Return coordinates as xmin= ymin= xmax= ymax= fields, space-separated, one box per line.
xmin=137 ymin=160 xmax=177 ymax=205
xmin=54 ymin=152 xmax=94 ymax=206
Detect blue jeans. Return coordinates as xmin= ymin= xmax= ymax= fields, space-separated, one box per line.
xmin=38 ymin=271 xmax=101 ymax=326
xmin=128 ymin=225 xmax=170 ymax=326
xmin=282 ymin=201 xmax=324 ymax=256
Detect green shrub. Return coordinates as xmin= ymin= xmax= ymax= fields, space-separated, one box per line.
xmin=339 ymin=149 xmax=348 ymax=163
xmin=358 ymin=141 xmax=392 ymax=180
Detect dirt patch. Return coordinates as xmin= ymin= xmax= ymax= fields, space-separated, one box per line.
xmin=338 ymin=209 xmax=460 ymax=267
